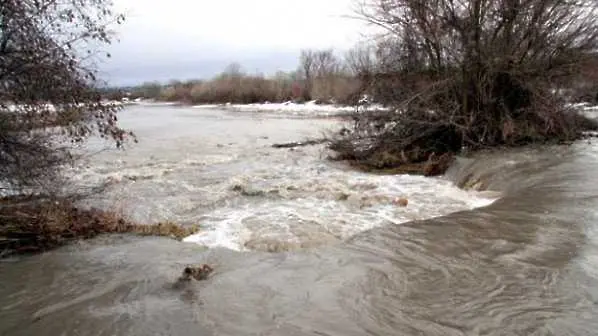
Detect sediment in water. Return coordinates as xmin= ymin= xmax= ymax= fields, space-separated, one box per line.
xmin=3 ymin=126 xmax=598 ymax=335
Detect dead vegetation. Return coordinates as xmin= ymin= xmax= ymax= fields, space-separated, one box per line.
xmin=0 ymin=1 xmax=153 ymax=258
xmin=329 ymin=0 xmax=598 ymax=174
xmin=0 ymin=197 xmax=200 ymax=257
xmin=0 ymin=0 xmax=134 ymax=191
xmin=128 ymin=49 xmax=364 ymax=106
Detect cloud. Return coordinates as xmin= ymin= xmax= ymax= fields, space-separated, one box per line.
xmin=101 ymin=0 xmax=370 ymax=85
xmin=100 ymin=50 xmax=302 ymax=86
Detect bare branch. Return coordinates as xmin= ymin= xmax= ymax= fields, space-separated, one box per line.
xmin=0 ymin=0 xmax=133 ymax=194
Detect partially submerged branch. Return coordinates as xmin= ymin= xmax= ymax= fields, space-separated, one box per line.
xmin=271 ymin=138 xmax=328 ymax=148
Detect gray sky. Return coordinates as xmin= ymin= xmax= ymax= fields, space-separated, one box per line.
xmin=100 ymin=0 xmax=370 ymax=86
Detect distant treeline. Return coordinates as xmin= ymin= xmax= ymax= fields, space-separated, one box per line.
xmin=106 ymin=48 xmax=376 ymax=105
xmin=101 ymin=44 xmax=598 ymax=106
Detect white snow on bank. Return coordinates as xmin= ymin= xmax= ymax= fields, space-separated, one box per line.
xmin=124 ymin=98 xmax=598 ymax=115
xmin=192 ymin=100 xmax=388 ymax=115
xmin=583 ymin=104 xmax=598 ymax=112
xmin=2 ymin=101 xmax=123 ymax=112
xmin=131 ymin=100 xmax=181 ymax=107
xmin=565 ymin=102 xmax=598 ymax=110
xmin=190 ymin=100 xmax=598 ymax=117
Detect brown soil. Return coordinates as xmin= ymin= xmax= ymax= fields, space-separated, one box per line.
xmin=346 ymin=151 xmax=456 ymax=176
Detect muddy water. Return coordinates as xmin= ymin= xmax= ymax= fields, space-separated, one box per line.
xmin=2 ymin=105 xmax=598 ymax=335
xmin=68 ymin=105 xmax=495 ymax=251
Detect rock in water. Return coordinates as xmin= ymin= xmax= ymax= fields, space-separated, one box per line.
xmin=172 ymin=264 xmax=214 ymax=289
xmin=186 ymin=264 xmax=214 ymax=281
xmin=393 ymin=198 xmax=409 ymax=207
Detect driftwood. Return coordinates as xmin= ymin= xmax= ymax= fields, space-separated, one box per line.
xmin=272 ymin=139 xmax=328 ymax=148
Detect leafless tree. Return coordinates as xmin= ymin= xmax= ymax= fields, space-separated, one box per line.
xmin=0 ymin=0 xmax=132 ymax=194
xmin=298 ymin=49 xmax=346 ymax=101
xmin=312 ymin=49 xmax=341 ymax=78
xmin=298 ymin=49 xmax=316 ymax=100
xmin=330 ymin=0 xmax=598 ymax=172
xmin=221 ymin=62 xmax=244 ymax=78
xmin=134 ymin=81 xmax=162 ymax=99
xmin=312 ymin=49 xmax=343 ymax=101
xmin=345 ymin=43 xmax=377 ymax=76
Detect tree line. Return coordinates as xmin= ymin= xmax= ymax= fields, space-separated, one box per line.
xmin=121 ymin=48 xmax=377 ymax=105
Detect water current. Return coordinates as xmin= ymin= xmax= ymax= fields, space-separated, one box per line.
xmin=1 ymin=104 xmax=597 ymax=335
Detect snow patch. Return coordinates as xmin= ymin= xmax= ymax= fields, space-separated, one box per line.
xmin=192 ymin=100 xmax=388 ymax=115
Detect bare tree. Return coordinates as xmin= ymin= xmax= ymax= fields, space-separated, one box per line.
xmin=330 ymin=0 xmax=598 ymax=173
xmin=222 ymin=62 xmax=244 ymax=79
xmin=345 ymin=43 xmax=376 ymax=76
xmin=298 ymin=49 xmax=316 ymax=100
xmin=298 ymin=49 xmax=344 ymax=101
xmin=313 ymin=49 xmax=341 ymax=78
xmin=134 ymin=82 xmax=162 ymax=99
xmin=0 ymin=0 xmax=132 ymax=194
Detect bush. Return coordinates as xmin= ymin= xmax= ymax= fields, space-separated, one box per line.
xmin=127 ymin=52 xmax=369 ymax=105
xmin=0 ymin=0 xmax=133 ymax=194
xmin=329 ymin=0 xmax=598 ymax=174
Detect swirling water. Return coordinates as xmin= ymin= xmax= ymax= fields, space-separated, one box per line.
xmin=1 ymin=104 xmax=598 ymax=335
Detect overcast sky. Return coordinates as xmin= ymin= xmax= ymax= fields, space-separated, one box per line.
xmin=100 ymin=0 xmax=370 ymax=86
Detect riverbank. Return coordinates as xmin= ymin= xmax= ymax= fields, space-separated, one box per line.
xmin=328 ymin=101 xmax=598 ymax=176
xmin=129 ymin=98 xmax=387 ymax=116
xmin=0 ymin=196 xmax=200 ymax=258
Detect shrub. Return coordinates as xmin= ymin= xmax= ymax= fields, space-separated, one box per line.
xmin=329 ymin=0 xmax=598 ymax=174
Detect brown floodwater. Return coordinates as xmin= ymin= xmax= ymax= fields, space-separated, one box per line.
xmin=1 ymin=104 xmax=598 ymax=335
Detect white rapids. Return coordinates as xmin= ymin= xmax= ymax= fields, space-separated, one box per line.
xmin=70 ymin=103 xmax=499 ymax=252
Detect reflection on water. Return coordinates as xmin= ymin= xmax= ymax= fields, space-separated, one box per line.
xmin=1 ymin=105 xmax=598 ymax=335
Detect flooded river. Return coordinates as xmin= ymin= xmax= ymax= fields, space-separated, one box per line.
xmin=1 ymin=104 xmax=598 ymax=335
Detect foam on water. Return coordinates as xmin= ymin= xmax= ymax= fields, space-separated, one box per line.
xmin=73 ymin=145 xmax=499 ymax=252
xmin=69 ymin=105 xmax=500 ymax=252
xmin=182 ymin=171 xmax=499 ymax=251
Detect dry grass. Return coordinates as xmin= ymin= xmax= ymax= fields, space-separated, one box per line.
xmin=132 ymin=70 xmax=363 ymax=105
xmin=0 ymin=197 xmax=200 ymax=257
